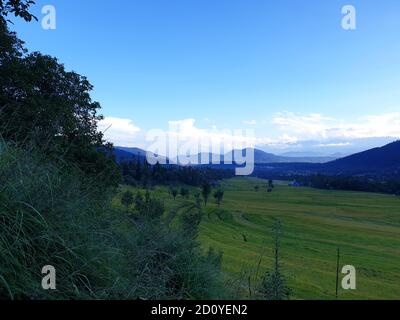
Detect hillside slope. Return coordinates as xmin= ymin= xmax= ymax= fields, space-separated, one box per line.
xmin=322 ymin=140 xmax=400 ymax=174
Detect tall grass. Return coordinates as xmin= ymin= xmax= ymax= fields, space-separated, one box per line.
xmin=0 ymin=142 xmax=223 ymax=299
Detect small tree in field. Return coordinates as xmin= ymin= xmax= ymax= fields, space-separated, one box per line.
xmin=169 ymin=186 xmax=178 ymax=200
xmin=121 ymin=190 xmax=134 ymax=212
xmin=180 ymin=187 xmax=190 ymax=199
xmin=214 ymin=189 xmax=224 ymax=208
xmin=254 ymin=185 xmax=260 ymax=192
xmin=260 ymin=219 xmax=291 ymax=300
xmin=201 ymin=182 xmax=212 ymax=207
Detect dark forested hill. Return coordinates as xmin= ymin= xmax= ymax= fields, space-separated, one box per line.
xmin=321 ymin=140 xmax=400 ymax=175
xmin=112 ymin=148 xmax=138 ymax=163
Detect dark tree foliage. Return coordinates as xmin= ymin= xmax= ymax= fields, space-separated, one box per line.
xmin=0 ymin=18 xmax=25 ymax=62
xmin=294 ymin=174 xmax=400 ymax=195
xmin=213 ymin=189 xmax=224 ymax=207
xmin=0 ymin=0 xmax=37 ymax=23
xmin=120 ymin=158 xmax=235 ymax=188
xmin=0 ymin=19 xmax=120 ymax=187
xmin=255 ymin=169 xmax=400 ymax=196
xmin=170 ymin=186 xmax=178 ymax=200
xmin=201 ymin=181 xmax=212 ymax=207
xmin=180 ymin=187 xmax=190 ymax=199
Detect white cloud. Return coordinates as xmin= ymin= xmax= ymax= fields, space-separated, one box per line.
xmin=272 ymin=111 xmax=400 ymax=141
xmin=314 ymin=142 xmax=351 ymax=147
xmin=256 ymin=134 xmax=299 ymax=147
xmin=164 ymin=118 xmax=256 ymax=152
xmin=98 ymin=112 xmax=400 ymax=152
xmin=98 ymin=117 xmax=140 ymax=147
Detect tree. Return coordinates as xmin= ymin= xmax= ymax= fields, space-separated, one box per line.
xmin=268 ymin=179 xmax=274 ymax=189
xmin=0 ymin=25 xmax=120 ymax=187
xmin=254 ymin=185 xmax=260 ymax=192
xmin=0 ymin=18 xmax=25 ymax=64
xmin=213 ymin=189 xmax=224 ymax=208
xmin=0 ymin=0 xmax=37 ymax=23
xmin=121 ymin=190 xmax=134 ymax=212
xmin=180 ymin=187 xmax=190 ymax=199
xmin=1 ymin=3 xmax=120 ymax=188
xmin=260 ymin=219 xmax=290 ymax=300
xmin=1 ymin=52 xmax=102 ymax=147
xmin=201 ymin=182 xmax=212 ymax=207
xmin=169 ymin=186 xmax=178 ymax=200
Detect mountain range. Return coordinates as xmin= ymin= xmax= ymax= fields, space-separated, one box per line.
xmin=113 ymin=140 xmax=400 ymax=178
xmin=260 ymin=137 xmax=398 ymax=157
xmin=253 ymin=140 xmax=400 ymax=178
xmin=114 ymin=147 xmax=338 ymax=164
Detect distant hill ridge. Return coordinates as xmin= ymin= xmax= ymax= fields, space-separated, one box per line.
xmin=113 ymin=141 xmax=400 ymax=177
xmin=113 ymin=147 xmax=338 ymax=164
xmin=321 ymin=140 xmax=400 ymax=173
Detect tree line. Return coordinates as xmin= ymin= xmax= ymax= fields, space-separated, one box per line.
xmin=120 ymin=157 xmax=235 ymax=187
xmin=293 ymin=174 xmax=400 ymax=196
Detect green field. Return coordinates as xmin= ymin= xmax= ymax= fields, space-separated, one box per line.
xmin=120 ymin=177 xmax=400 ymax=300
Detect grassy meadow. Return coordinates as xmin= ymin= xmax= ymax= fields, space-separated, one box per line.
xmin=117 ymin=177 xmax=400 ymax=300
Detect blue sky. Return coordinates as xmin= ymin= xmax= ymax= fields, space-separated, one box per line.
xmin=10 ymin=0 xmax=400 ymax=153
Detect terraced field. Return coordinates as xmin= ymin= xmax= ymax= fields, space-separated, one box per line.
xmin=120 ymin=177 xmax=400 ymax=299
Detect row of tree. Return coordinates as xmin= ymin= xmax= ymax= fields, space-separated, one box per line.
xmin=169 ymin=182 xmax=225 ymax=207
xmin=122 ymin=182 xmax=225 ymax=211
xmin=120 ymin=157 xmax=235 ymax=188
xmin=293 ymin=174 xmax=400 ymax=196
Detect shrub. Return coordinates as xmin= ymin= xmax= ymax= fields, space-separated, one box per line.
xmin=213 ymin=189 xmax=224 ymax=207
